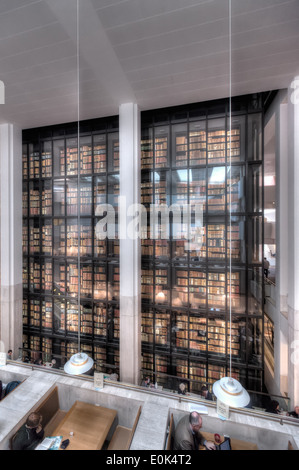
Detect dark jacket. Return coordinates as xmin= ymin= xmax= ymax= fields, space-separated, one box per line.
xmin=12 ymin=424 xmax=44 ymax=450
xmin=173 ymin=415 xmax=205 ymax=451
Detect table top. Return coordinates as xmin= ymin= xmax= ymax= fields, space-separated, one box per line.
xmin=52 ymin=401 xmax=117 ymax=450
xmin=201 ymin=431 xmax=258 ymax=451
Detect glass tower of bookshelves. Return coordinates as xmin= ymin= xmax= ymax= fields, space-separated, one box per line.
xmin=140 ymin=94 xmax=265 ymax=394
xmin=22 ymin=117 xmax=120 ymax=373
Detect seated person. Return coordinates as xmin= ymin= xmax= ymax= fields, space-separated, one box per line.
xmin=265 ymin=399 xmax=281 ymax=414
xmin=12 ymin=412 xmax=44 ymax=450
xmin=288 ymin=405 xmax=299 ymax=419
xmin=173 ymin=411 xmax=216 ymax=451
xmin=201 ymin=385 xmax=213 ymax=401
xmin=178 ymin=382 xmax=187 ymax=395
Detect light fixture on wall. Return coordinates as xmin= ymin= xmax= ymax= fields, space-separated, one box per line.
xmin=212 ymin=0 xmax=249 ymax=408
xmin=64 ymin=0 xmax=94 ymax=376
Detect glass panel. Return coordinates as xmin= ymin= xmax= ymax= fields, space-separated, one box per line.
xmin=155 ymin=266 xmax=170 ymax=305
xmin=30 ymin=299 xmax=40 ymax=328
xmin=94 ymin=303 xmax=107 ymax=337
xmin=108 ymin=263 xmax=119 ymax=301
xmin=30 ymin=259 xmax=41 ymax=293
xmin=190 ymin=361 xmax=207 ymax=394
xmin=208 ymin=166 xmax=226 ymax=212
xmin=228 ymin=115 xmax=245 ymax=162
xmin=41 ymin=298 xmax=53 ymax=331
xmin=53 ymin=219 xmax=65 ymax=256
xmin=155 ymin=310 xmax=170 ymax=349
xmin=94 ymin=134 xmax=107 ymax=173
xmin=23 ymin=299 xmax=29 ymax=327
xmin=23 ymin=183 xmax=28 ymax=217
xmin=29 ymin=181 xmax=40 ymax=216
xmin=41 ymin=259 xmax=52 ymax=294
xmin=172 ymin=123 xmax=188 ymax=167
xmin=29 ymin=219 xmax=40 ymax=255
xmin=208 ymin=317 xmax=226 ymax=357
xmin=155 ymin=126 xmax=169 ymax=169
xmin=23 ymin=222 xmax=28 ymax=255
xmin=189 ymin=121 xmax=206 ymax=166
xmin=80 ymin=219 xmax=92 ymax=257
xmin=53 ymin=298 xmax=65 ymax=334
xmin=247 ymin=318 xmax=263 ymax=367
xmin=81 ymin=302 xmax=93 ymax=335
xmin=23 ymin=258 xmax=29 ymax=290
xmin=22 ymin=144 xmax=28 ymax=179
xmin=94 ymin=345 xmax=107 ymax=372
xmin=141 ymin=307 xmax=154 ymax=344
xmin=93 ymin=264 xmax=107 ymax=301
xmin=41 ymin=180 xmax=52 ymax=216
xmin=208 ymin=272 xmax=226 ymax=311
xmin=80 ymin=177 xmax=92 ymax=216
xmin=141 ymin=127 xmax=154 ymax=170
xmin=248 ymin=163 xmax=262 ymax=212
xmin=42 ymin=219 xmax=52 ymax=256
xmin=29 ymin=142 xmax=40 ymax=178
xmin=227 ymin=217 xmax=246 ymax=263
xmin=207 ymin=223 xmax=226 ymax=259
xmin=248 ymin=267 xmax=263 ymax=315
xmin=53 ymin=179 xmax=65 ymax=216
xmin=141 ymin=267 xmax=154 ymax=303
xmin=66 ymin=137 xmax=78 ymax=176
xmin=190 ymin=315 xmax=207 ymax=355
xmin=248 ymin=216 xmax=263 ymax=263
xmin=66 ymin=300 xmax=78 ymax=334
xmin=189 ymin=268 xmax=207 ymax=309
xmin=80 ymin=262 xmax=93 ymax=298
xmin=207 ymin=118 xmax=226 ymax=164
xmin=53 ymin=139 xmax=65 ymax=177
xmin=67 ymin=262 xmax=79 ymax=298
xmin=80 ymin=136 xmax=92 ymax=175
xmin=172 ymin=268 xmax=189 ymax=307
xmin=53 ymin=260 xmax=66 ymax=296
xmin=41 ymin=141 xmax=52 ymax=178
xmin=248 ymin=114 xmax=262 ymax=161
xmin=227 ymin=268 xmax=246 ymax=313
xmin=108 ymin=132 xmax=119 ymax=172
xmin=66 ymin=179 xmax=78 ymax=216
xmin=227 ymin=165 xmax=245 ymax=213
xmin=66 ymin=219 xmax=78 ymax=257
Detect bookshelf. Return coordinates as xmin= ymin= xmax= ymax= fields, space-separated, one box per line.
xmin=23 ymin=117 xmax=120 ymax=369
xmin=141 ymin=96 xmax=264 ymax=392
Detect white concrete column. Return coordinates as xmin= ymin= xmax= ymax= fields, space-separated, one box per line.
xmin=119 ymin=103 xmax=141 ymax=385
xmin=287 ymin=78 xmax=299 ymax=407
xmin=0 ymin=124 xmax=23 ymax=360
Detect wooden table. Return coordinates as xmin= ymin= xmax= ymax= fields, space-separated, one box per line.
xmin=52 ymin=401 xmax=117 ymax=450
xmin=201 ymin=432 xmax=258 ymax=451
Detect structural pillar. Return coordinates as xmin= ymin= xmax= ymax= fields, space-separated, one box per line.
xmin=119 ymin=103 xmax=141 ymax=385
xmin=0 ymin=124 xmax=22 ymax=359
xmin=288 ymin=78 xmax=299 ymax=406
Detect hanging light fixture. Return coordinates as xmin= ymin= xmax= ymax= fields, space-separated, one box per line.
xmin=64 ymin=0 xmax=94 ymax=376
xmin=212 ymin=0 xmax=249 ymax=408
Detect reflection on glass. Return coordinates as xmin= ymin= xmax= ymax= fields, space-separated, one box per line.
xmin=248 ymin=164 xmax=262 ymax=212
xmin=172 ymin=123 xmax=188 ymax=167
xmin=41 ymin=141 xmax=52 ymax=178
xmin=227 ymin=165 xmax=245 ymax=212
xmin=248 ymin=267 xmax=263 ymax=315
xmin=94 ymin=134 xmax=107 ymax=173
xmin=42 ymin=180 xmax=52 ymax=216
xmin=53 ymin=179 xmax=65 ymax=216
xmin=53 ymin=219 xmax=65 ymax=256
xmin=189 ymin=121 xmax=206 ymax=166
xmin=155 ymin=126 xmax=169 ymax=169
xmin=248 ymin=114 xmax=262 ymax=161
xmin=53 ymin=139 xmax=65 ymax=177
xmin=80 ymin=136 xmax=92 ymax=175
xmin=248 ymin=216 xmax=263 ymax=263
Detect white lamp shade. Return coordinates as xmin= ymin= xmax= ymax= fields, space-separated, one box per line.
xmin=212 ymin=377 xmax=250 ymax=408
xmin=64 ymin=352 xmax=94 ymax=376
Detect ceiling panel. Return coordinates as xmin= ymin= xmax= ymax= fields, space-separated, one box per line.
xmin=0 ymin=0 xmax=297 ymax=128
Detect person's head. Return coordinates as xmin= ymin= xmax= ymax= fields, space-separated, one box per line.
xmin=201 ymin=385 xmax=208 ymax=396
xmin=270 ymin=400 xmax=279 ymax=410
xmin=26 ymin=412 xmax=42 ymax=429
xmin=7 ymin=350 xmax=12 ymax=357
xmin=294 ymin=405 xmax=299 ymax=414
xmin=189 ymin=412 xmax=202 ymax=433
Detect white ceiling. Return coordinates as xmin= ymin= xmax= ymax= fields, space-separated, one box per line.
xmin=0 ymin=0 xmax=298 ymax=129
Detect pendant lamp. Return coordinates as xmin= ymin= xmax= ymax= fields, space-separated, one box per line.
xmin=64 ymin=0 xmax=94 ymax=376
xmin=212 ymin=0 xmax=249 ymax=408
